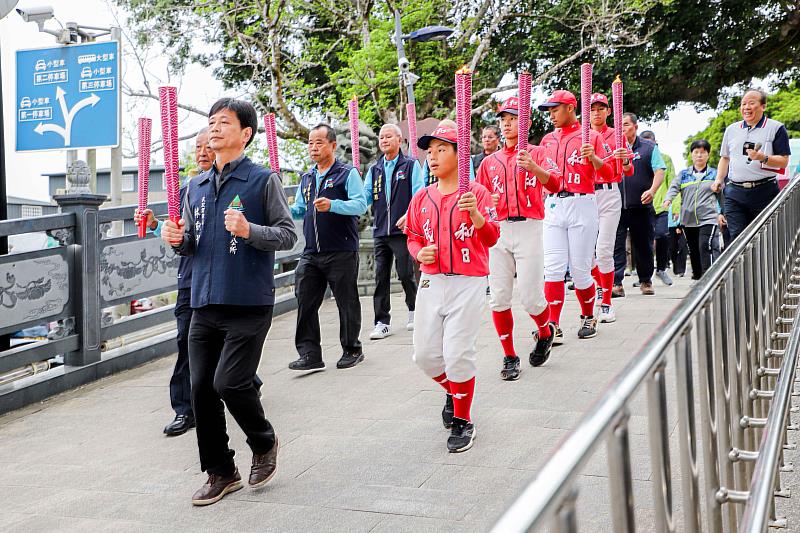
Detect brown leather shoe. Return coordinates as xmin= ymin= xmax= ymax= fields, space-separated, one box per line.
xmin=611 ymin=285 xmax=625 ymax=298
xmin=191 ymin=469 xmax=242 ymax=506
xmin=640 ymin=281 xmax=655 ymax=295
xmin=250 ymin=437 xmax=279 ymax=488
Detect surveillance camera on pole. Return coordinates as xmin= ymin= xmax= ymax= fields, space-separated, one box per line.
xmin=16 ymin=5 xmax=70 ymax=42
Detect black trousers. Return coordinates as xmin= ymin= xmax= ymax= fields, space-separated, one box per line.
xmin=373 ymin=234 xmax=417 ymax=325
xmin=189 ymin=305 xmax=275 ymax=477
xmin=295 ymin=251 xmax=362 ymax=360
xmin=170 ymin=288 xmax=193 ymax=417
xmin=654 ymin=211 xmax=670 ymax=272
xmin=683 ymin=225 xmax=721 ymax=279
xmin=171 ymin=289 xmax=263 ymax=418
xmin=614 ymin=207 xmax=655 ymax=285
xmin=724 ymin=181 xmax=779 ymax=242
xmin=669 ymin=228 xmax=688 ymax=276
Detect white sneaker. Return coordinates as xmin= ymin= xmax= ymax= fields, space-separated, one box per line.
xmin=369 ymin=322 xmax=392 ymax=340
xmin=595 ymin=286 xmax=603 ymax=309
xmin=599 ymin=304 xmax=616 ymax=323
xmin=407 ymin=311 xmax=415 ymax=331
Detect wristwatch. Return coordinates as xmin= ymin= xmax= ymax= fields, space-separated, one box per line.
xmin=763 ymin=155 xmax=769 ymax=166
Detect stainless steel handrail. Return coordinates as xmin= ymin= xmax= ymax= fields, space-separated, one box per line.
xmin=739 ymin=306 xmax=800 ymax=531
xmin=492 ymin=175 xmax=800 ymax=532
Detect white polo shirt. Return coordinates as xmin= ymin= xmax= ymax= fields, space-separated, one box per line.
xmin=720 ymin=115 xmax=791 ymax=183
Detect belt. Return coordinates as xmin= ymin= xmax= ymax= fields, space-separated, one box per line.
xmin=594 ymin=183 xmax=616 ymax=191
xmin=729 ymin=177 xmax=777 ymax=189
xmin=550 ymin=191 xmax=590 ymax=198
xmin=506 ymin=216 xmax=528 ymax=222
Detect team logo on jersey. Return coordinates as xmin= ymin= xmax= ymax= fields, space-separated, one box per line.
xmin=396 ymin=170 xmax=406 ymax=181
xmin=603 ymin=142 xmax=612 ymax=153
xmin=454 ymin=222 xmax=475 ymax=241
xmin=545 ymin=157 xmax=558 ymax=171
xmin=567 ymin=149 xmax=582 ymax=166
xmin=485 ymin=206 xmax=498 ymax=221
xmin=491 ymin=174 xmax=504 ymax=193
xmin=423 ymin=219 xmax=434 ymax=242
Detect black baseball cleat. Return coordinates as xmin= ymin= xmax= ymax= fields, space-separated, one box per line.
xmin=336 ymin=350 xmax=364 ymax=369
xmin=577 ymin=315 xmax=598 ymax=339
xmin=530 ymin=323 xmax=556 ymax=367
xmin=442 ymin=394 xmax=454 ymax=429
xmin=288 ymin=354 xmax=325 ymax=371
xmin=500 ymin=356 xmax=521 ymax=381
xmin=447 ymin=417 xmax=476 ymax=453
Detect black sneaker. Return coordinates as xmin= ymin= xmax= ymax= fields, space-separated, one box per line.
xmin=530 ymin=323 xmax=556 ymax=367
xmin=442 ymin=394 xmax=454 ymax=429
xmin=577 ymin=315 xmax=598 ymax=339
xmin=500 ymin=356 xmax=521 ymax=381
xmin=288 ymin=354 xmax=325 ymax=371
xmin=447 ymin=417 xmax=475 ymax=453
xmin=336 ymin=350 xmax=364 ymax=369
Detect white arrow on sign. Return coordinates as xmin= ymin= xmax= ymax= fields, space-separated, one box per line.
xmin=34 ymin=86 xmax=101 ymax=146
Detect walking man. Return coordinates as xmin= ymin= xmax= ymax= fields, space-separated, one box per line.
xmin=161 ymin=98 xmax=298 ymax=505
xmin=289 ymin=124 xmax=368 ymax=371
xmin=712 ymin=89 xmax=791 ymax=241
xmin=364 ymin=124 xmax=423 ymax=339
xmin=612 ymin=113 xmax=666 ymax=297
xmin=476 ymin=96 xmax=561 ymax=379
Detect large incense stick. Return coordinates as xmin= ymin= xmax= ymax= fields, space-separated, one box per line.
xmin=348 ymin=96 xmax=360 ymax=172
xmin=263 ymin=112 xmax=280 ymax=174
xmin=455 ymin=66 xmax=472 ymax=195
xmin=406 ymin=102 xmax=418 ymax=159
xmin=517 ymin=71 xmax=532 ymax=181
xmin=137 ymin=117 xmax=152 ymax=238
xmin=158 ymin=86 xmax=180 ymax=223
xmin=580 ymin=63 xmax=592 ymax=163
xmin=612 ymin=75 xmax=624 ymax=176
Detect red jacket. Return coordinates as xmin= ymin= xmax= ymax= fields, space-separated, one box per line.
xmin=540 ymin=121 xmax=613 ymax=194
xmin=476 ymin=144 xmax=561 ymax=220
xmin=405 ymin=181 xmax=499 ymax=276
xmin=595 ymin=125 xmax=634 ymax=184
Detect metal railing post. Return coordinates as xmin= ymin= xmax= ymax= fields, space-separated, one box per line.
xmin=675 ymin=326 xmax=701 ymax=533
xmin=647 ymin=364 xmax=675 ymax=533
xmin=606 ymin=410 xmax=636 ymax=533
xmin=53 ymin=192 xmax=106 ymax=366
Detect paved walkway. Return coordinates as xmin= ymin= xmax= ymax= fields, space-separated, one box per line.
xmin=0 ymin=276 xmax=693 ymax=532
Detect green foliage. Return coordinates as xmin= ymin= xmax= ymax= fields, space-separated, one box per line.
xmin=685 ymin=85 xmax=800 ymax=167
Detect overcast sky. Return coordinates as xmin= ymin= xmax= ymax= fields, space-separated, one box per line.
xmin=2 ymin=0 xmax=716 ymax=202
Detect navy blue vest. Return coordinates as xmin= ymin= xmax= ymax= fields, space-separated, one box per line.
xmin=621 ymin=136 xmax=657 ymax=209
xmin=186 ymin=157 xmax=277 ymax=308
xmin=300 ymin=159 xmax=359 ymax=253
xmin=176 ymin=185 xmax=192 ymax=290
xmin=370 ymin=151 xmax=416 ymax=238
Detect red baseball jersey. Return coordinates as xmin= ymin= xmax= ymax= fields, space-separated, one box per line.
xmin=405 ymin=181 xmax=500 ymax=276
xmin=595 ymin=125 xmax=634 ymax=184
xmin=476 ymin=144 xmax=562 ymax=220
xmin=540 ymin=121 xmax=612 ymax=194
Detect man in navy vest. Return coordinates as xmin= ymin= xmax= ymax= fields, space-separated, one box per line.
xmin=289 ymin=123 xmax=368 ymax=371
xmin=161 ymin=98 xmax=297 ymax=506
xmin=612 ymin=112 xmax=666 ymax=297
xmin=364 ymin=124 xmax=423 ymax=340
xmin=137 ymin=128 xmax=264 ymax=437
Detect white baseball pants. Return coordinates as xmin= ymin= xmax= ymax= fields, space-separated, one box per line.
xmin=412 ymin=273 xmax=487 ymax=383
xmin=594 ymin=184 xmax=622 ymax=273
xmin=488 ymin=218 xmax=547 ymax=316
xmin=544 ymin=194 xmax=599 ymax=289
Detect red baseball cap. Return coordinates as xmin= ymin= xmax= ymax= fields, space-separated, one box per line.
xmin=537 ymin=90 xmax=578 ymax=111
xmin=590 ymin=92 xmax=609 ymax=107
xmin=418 ymin=126 xmax=458 ymax=150
xmin=495 ymin=96 xmax=519 ymax=117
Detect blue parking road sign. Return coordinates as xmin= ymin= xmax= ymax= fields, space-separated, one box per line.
xmin=16 ymin=41 xmax=120 ymax=152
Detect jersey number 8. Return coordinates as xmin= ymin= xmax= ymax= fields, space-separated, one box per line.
xmin=461 ymin=248 xmax=471 ymax=263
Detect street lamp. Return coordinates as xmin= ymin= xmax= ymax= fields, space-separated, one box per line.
xmin=393 ymin=10 xmax=454 ymax=107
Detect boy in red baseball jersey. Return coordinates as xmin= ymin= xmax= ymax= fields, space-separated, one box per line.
xmin=589 ymin=93 xmax=633 ymax=324
xmin=405 ymin=126 xmax=500 ymax=453
xmin=476 ymin=97 xmax=562 ymax=381
xmin=538 ymin=90 xmax=612 ymax=340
